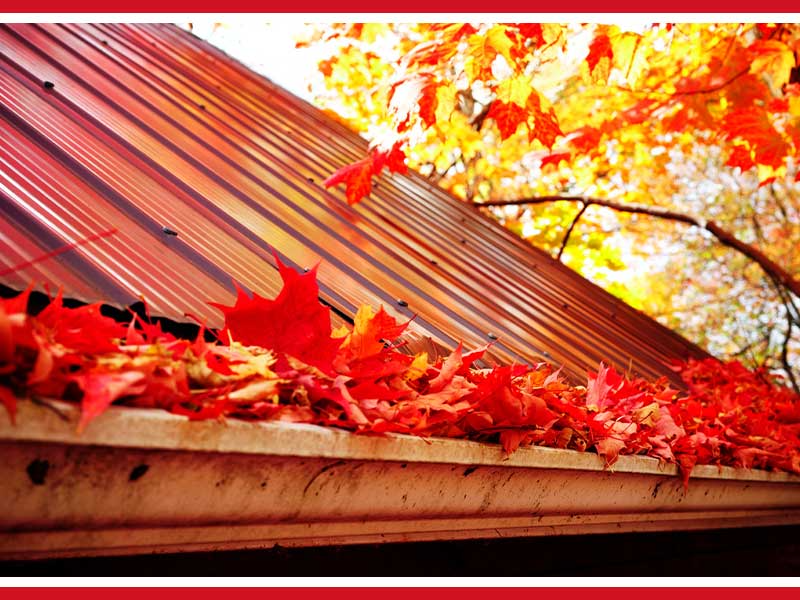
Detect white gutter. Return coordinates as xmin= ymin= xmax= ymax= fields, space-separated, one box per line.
xmin=2 ymin=400 xmax=800 ymax=559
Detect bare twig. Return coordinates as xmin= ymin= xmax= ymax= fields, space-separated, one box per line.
xmin=557 ymin=202 xmax=588 ymax=261
xmin=780 ymin=316 xmax=799 ymax=394
xmin=476 ymin=195 xmax=800 ymax=299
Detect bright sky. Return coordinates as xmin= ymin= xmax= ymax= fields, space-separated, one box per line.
xmin=182 ymin=21 xmax=323 ymax=101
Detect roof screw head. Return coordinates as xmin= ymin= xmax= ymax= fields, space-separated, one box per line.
xmin=396 ymin=299 xmax=408 ymax=307
xmin=460 ymin=239 xmax=466 ymax=244
xmin=303 ymin=267 xmax=310 ymax=273
xmin=43 ymin=80 xmax=55 ymax=90
xmin=162 ymin=226 xmax=178 ymax=236
xmin=542 ymin=351 xmax=551 ymax=358
xmin=562 ymin=302 xmax=569 ymax=310
xmin=487 ymin=332 xmax=498 ymax=340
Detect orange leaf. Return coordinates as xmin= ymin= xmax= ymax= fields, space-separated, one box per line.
xmin=404 ymin=39 xmax=459 ymax=69
xmin=317 ymin=57 xmax=337 ymax=77
xmin=487 ymin=99 xmax=527 ymax=140
xmin=723 ymin=107 xmax=789 ymax=169
xmin=343 ymin=305 xmax=410 ymax=362
xmin=514 ymin=23 xmax=545 ymax=48
xmin=527 ymin=91 xmax=563 ymax=149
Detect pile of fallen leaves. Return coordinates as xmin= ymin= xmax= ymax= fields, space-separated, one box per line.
xmin=2 ymin=258 xmax=799 ymax=485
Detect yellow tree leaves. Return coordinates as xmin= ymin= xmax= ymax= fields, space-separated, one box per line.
xmin=486 ymin=75 xmax=531 ymax=139
xmin=585 ymin=32 xmax=613 ymax=84
xmin=304 ymin=21 xmax=800 ymax=390
xmin=750 ymin=39 xmax=796 ymax=90
xmin=464 ymin=25 xmax=518 ymax=82
xmin=311 ymin=22 xmax=800 ymax=202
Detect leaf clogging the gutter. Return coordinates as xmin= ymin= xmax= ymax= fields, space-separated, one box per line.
xmin=1 ymin=258 xmax=799 ymax=487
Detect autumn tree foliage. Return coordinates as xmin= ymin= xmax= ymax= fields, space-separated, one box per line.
xmin=300 ymin=22 xmax=800 ymax=393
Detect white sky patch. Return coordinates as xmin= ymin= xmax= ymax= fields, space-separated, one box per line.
xmin=181 ymin=21 xmax=324 ymax=102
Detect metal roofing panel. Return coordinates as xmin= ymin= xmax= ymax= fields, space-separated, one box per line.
xmin=0 ymin=23 xmax=708 ymax=385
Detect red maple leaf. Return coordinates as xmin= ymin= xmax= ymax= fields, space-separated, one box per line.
xmin=514 ymin=23 xmax=545 ymax=48
xmin=487 ymin=99 xmax=527 ymax=140
xmin=323 ymin=156 xmax=375 ymax=205
xmin=566 ymin=125 xmax=602 ymax=154
xmin=540 ymin=152 xmax=571 ymax=169
xmin=725 ymin=145 xmax=755 ymax=170
xmin=211 ymin=256 xmax=341 ymax=373
xmin=722 ymin=107 xmax=789 ymax=169
xmin=586 ymin=362 xmax=619 ymax=411
xmin=586 ymin=33 xmax=613 ymax=73
xmin=36 ymin=290 xmax=126 ymax=353
xmin=72 ymin=370 xmax=148 ymax=432
xmin=1 ymin=283 xmax=32 ymax=315
xmin=418 ymin=79 xmax=439 ymax=128
xmin=324 ymin=143 xmax=406 ymax=205
xmin=382 ymin=141 xmax=408 ymax=174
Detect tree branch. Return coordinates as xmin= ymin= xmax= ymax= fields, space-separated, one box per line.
xmin=476 ymin=195 xmax=800 ymax=299
xmin=780 ymin=315 xmax=799 ymax=394
xmin=557 ymin=202 xmax=588 ymax=261
xmin=763 ymin=272 xmax=800 ymax=394
xmin=673 ymin=66 xmax=749 ymax=97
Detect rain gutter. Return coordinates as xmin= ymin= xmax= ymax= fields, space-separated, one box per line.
xmin=2 ymin=400 xmax=800 ymax=559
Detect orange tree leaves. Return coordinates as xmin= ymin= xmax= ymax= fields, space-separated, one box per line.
xmin=487 ymin=100 xmax=527 ymax=140
xmin=2 ymin=266 xmax=800 ymax=484
xmin=723 ymin=107 xmax=790 ymax=171
xmin=314 ymin=23 xmax=800 ymax=203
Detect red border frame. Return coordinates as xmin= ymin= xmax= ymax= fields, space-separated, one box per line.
xmin=3 ymin=1 xmax=800 ymax=12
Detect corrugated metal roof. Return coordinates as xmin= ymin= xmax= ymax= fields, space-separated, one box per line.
xmin=0 ymin=23 xmax=708 ymax=385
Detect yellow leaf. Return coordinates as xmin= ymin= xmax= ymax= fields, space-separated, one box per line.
xmin=610 ymin=30 xmax=647 ymax=89
xmin=332 ymin=324 xmax=351 ymax=339
xmin=495 ymin=74 xmax=532 ymax=106
xmin=434 ymin=81 xmax=457 ymax=124
xmin=634 ymin=402 xmax=661 ymax=427
xmin=750 ymin=40 xmax=795 ymax=89
xmin=789 ymin=95 xmax=800 ymax=117
xmin=404 ymin=352 xmax=429 ymax=382
xmin=465 ymin=25 xmax=516 ymax=82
